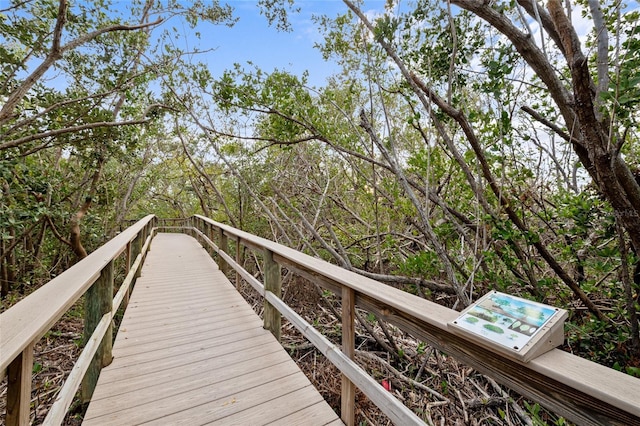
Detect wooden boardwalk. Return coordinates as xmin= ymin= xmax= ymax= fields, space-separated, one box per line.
xmin=82 ymin=233 xmax=342 ymax=425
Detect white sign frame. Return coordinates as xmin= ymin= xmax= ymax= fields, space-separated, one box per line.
xmin=448 ymin=291 xmax=567 ymax=362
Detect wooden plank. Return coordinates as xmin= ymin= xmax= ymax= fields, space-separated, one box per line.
xmin=83 ymin=233 xmax=340 ymax=426
xmin=116 ymin=304 xmax=253 ymax=330
xmin=221 ymin=384 xmax=330 ymax=425
xmin=141 ymin=373 xmax=313 ymax=425
xmin=114 ymin=313 xmax=259 ymax=347
xmin=84 ymin=355 xmax=296 ymax=421
xmin=326 ymin=419 xmax=348 ymax=425
xmin=120 ymin=293 xmax=242 ymax=316
xmin=218 ymin=227 xmax=229 ymax=275
xmin=101 ymin=329 xmax=277 ymax=372
xmin=44 ymin=314 xmax=111 ymax=425
xmin=88 ymin=347 xmax=289 ymax=403
xmin=264 ymin=401 xmax=345 ymax=426
xmin=112 ymin=314 xmax=260 ymax=350
xmin=114 ymin=310 xmax=259 ymax=340
xmin=112 ymin=232 xmax=153 ymax=313
xmin=265 ymin=291 xmax=424 ymax=425
xmin=94 ymin=335 xmax=279 ymax=387
xmin=236 ymin=236 xmax=242 ymax=289
xmin=192 ymin=227 xmax=265 ymax=295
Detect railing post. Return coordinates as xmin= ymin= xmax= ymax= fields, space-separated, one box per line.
xmin=205 ymin=222 xmax=215 ymax=257
xmin=81 ymin=260 xmax=114 ymax=402
xmin=341 ymin=287 xmax=356 ymax=426
xmin=235 ymin=237 xmax=243 ymax=290
xmin=207 ymin=224 xmax=215 ymax=258
xmin=218 ymin=228 xmax=229 ymax=276
xmin=124 ymin=241 xmax=132 ymax=307
xmin=6 ymin=343 xmax=34 ymax=426
xmin=264 ymin=249 xmax=281 ymax=342
xmin=132 ymin=233 xmax=142 ymax=279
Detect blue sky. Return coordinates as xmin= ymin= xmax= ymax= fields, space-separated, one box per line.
xmin=183 ymin=1 xmax=387 ymax=87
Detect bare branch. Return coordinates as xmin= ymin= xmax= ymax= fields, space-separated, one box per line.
xmin=520 ymin=105 xmax=577 ymax=144
xmin=0 ymin=4 xmax=162 ymax=125
xmin=1 ymin=118 xmax=148 ymax=150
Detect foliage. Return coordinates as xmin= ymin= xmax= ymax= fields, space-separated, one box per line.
xmin=2 ymin=0 xmax=639 ymax=391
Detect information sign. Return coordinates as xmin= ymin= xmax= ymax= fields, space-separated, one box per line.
xmin=449 ymin=291 xmax=567 ymax=362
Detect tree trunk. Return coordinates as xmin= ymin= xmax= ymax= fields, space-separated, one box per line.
xmin=1 ymin=238 xmax=9 ymax=298
xmin=69 ymin=158 xmax=104 ymax=260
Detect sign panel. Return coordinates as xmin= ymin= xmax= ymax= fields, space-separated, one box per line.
xmin=449 ymin=291 xmax=567 ymax=362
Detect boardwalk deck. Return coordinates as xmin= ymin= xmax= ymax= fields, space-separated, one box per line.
xmin=83 ymin=233 xmax=342 ymax=425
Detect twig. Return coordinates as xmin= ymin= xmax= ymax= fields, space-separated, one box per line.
xmin=456 ymin=389 xmax=469 ymax=423
xmin=414 ymin=347 xmax=436 ymax=382
xmin=377 ymin=318 xmax=401 ymax=357
xmin=355 ymin=350 xmax=449 ymax=401
xmin=486 ymin=376 xmax=533 ymax=426
xmin=465 ymin=396 xmax=509 ymax=409
xmin=355 ymin=311 xmax=401 ymax=362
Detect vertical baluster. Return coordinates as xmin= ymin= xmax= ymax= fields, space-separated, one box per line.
xmin=6 ymin=343 xmax=35 ymax=426
xmin=81 ymin=260 xmax=114 ymax=402
xmin=124 ymin=241 xmax=132 ymax=308
xmin=132 ymin=233 xmax=142 ymax=279
xmin=218 ymin=228 xmax=229 ymax=276
xmin=264 ymin=249 xmax=281 ymax=342
xmin=341 ymin=287 xmax=356 ymax=426
xmin=235 ymin=237 xmax=243 ymax=290
xmin=208 ymin=224 xmax=215 ymax=258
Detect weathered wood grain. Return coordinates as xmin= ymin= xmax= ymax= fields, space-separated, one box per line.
xmin=81 ymin=259 xmax=114 ymax=402
xmin=266 ymin=401 xmax=345 ymax=426
xmin=264 ymin=248 xmax=282 ymax=341
xmin=0 ymin=215 xmax=155 ymax=375
xmin=82 ymin=233 xmax=340 ymax=425
xmin=341 ymin=287 xmax=356 ymax=426
xmin=5 ymin=343 xmax=33 ymax=426
xmin=196 ymin=214 xmax=640 ymax=426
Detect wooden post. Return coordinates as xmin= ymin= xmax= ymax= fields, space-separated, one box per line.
xmin=81 ymin=260 xmax=114 ymax=402
xmin=235 ymin=237 xmax=243 ymax=290
xmin=264 ymin=249 xmax=281 ymax=342
xmin=132 ymin=234 xmax=142 ymax=279
xmin=208 ymin=224 xmax=216 ymax=257
xmin=206 ymin=223 xmax=215 ymax=257
xmin=218 ymin=228 xmax=229 ymax=276
xmin=123 ymin=242 xmax=132 ymax=308
xmin=341 ymin=287 xmax=356 ymax=426
xmin=6 ymin=343 xmax=34 ymax=426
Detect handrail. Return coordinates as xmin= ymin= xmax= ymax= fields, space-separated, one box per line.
xmin=185 ymin=223 xmax=423 ymax=426
xmin=1 ymin=215 xmax=156 ymax=425
xmin=4 ymin=215 xmax=639 ymax=425
xmin=190 ymin=214 xmax=640 ymax=426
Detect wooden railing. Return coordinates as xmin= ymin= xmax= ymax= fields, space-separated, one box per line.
xmin=178 ymin=215 xmax=640 ymax=426
xmin=3 ymin=215 xmax=639 ymax=425
xmin=0 ymin=215 xmax=156 ymax=426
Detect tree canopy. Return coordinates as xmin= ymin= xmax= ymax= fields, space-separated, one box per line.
xmin=2 ymin=0 xmax=639 ymax=386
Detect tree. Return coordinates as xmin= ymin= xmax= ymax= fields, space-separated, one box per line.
xmin=191 ymin=0 xmax=639 ymax=363
xmin=0 ymin=0 xmax=235 ymax=293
